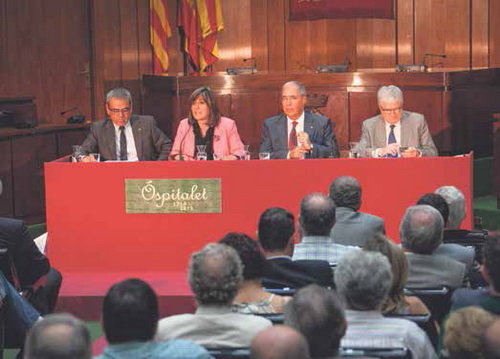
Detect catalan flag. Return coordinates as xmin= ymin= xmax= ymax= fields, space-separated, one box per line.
xmin=178 ymin=0 xmax=224 ymax=73
xmin=150 ymin=0 xmax=172 ymax=74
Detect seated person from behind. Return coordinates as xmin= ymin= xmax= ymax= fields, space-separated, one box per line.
xmin=364 ymin=233 xmax=429 ymax=315
xmin=329 ymin=175 xmax=385 ymax=247
xmin=257 ymin=207 xmax=333 ymax=289
xmin=336 ymin=250 xmax=436 ymax=359
xmin=451 ymin=234 xmax=500 ymax=314
xmin=24 ymin=313 xmax=91 ymax=359
xmin=219 ymin=232 xmax=291 ymax=314
xmin=97 ymin=278 xmax=210 ymax=359
xmin=416 ymin=193 xmax=475 ymax=274
xmin=260 ymin=81 xmax=338 ymax=159
xmin=401 ymin=205 xmax=466 ymax=289
xmin=251 ymin=325 xmax=311 ymax=359
xmin=156 ymin=243 xmax=271 ymax=347
xmin=356 ymin=85 xmax=438 ymax=158
xmin=292 ymin=193 xmax=357 ymax=264
xmin=80 ymin=87 xmax=172 ymax=161
xmin=284 ymin=284 xmax=346 ymax=359
xmin=170 ymin=86 xmax=245 ymax=160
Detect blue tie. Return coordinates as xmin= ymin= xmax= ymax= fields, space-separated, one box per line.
xmin=387 ymin=125 xmax=397 ymax=158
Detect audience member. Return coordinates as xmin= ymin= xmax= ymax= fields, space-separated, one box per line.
xmin=251 ymin=325 xmax=310 ymax=359
xmin=285 ymin=284 xmax=346 ymax=358
xmin=417 ymin=193 xmax=474 ymax=273
xmin=98 ymin=278 xmax=210 ymax=358
xmin=156 ymin=243 xmax=271 ymax=347
xmin=335 ymin=250 xmax=436 ymax=358
xmin=435 ymin=186 xmax=466 ymax=230
xmin=483 ymin=320 xmax=500 ymax=359
xmin=329 ymin=176 xmax=385 ymax=247
xmin=443 ymin=306 xmax=496 ymax=359
xmin=24 ymin=313 xmax=91 ymax=359
xmin=364 ymin=234 xmax=429 ymax=315
xmin=400 ymin=205 xmax=465 ymax=289
xmin=293 ymin=194 xmax=356 ymax=264
xmin=0 ymin=216 xmax=62 ymax=314
xmin=452 ymin=234 xmax=500 ymax=314
xmin=257 ymin=208 xmax=333 ymax=288
xmin=219 ymin=232 xmax=291 ymax=314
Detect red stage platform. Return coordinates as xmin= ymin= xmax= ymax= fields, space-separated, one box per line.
xmin=45 ymin=156 xmax=472 ymax=319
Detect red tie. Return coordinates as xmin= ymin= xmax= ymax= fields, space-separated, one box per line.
xmin=289 ymin=121 xmax=298 ymax=150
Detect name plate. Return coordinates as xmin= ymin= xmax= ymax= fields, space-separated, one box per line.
xmin=125 ymin=178 xmax=222 ymax=213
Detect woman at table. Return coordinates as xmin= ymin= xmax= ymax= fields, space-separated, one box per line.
xmin=170 ymin=86 xmax=245 ymax=160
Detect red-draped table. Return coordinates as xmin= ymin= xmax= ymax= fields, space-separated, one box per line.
xmin=45 ymin=155 xmax=472 ymax=318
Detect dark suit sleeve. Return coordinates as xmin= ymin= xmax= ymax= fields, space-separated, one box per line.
xmin=80 ymin=124 xmax=99 ymax=156
xmin=11 ymin=221 xmax=50 ymax=287
xmin=310 ymin=118 xmax=338 ymax=158
xmin=151 ymin=120 xmax=172 ymax=161
xmin=260 ymin=120 xmax=288 ymax=159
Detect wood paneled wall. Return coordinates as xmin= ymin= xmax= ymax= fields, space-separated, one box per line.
xmin=1 ymin=0 xmax=500 ymax=125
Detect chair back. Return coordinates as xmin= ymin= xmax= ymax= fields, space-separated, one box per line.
xmin=340 ymin=347 xmax=411 ymax=358
xmin=206 ymin=347 xmax=250 ymax=359
xmin=404 ymin=287 xmax=453 ymax=325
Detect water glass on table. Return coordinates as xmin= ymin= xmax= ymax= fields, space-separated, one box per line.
xmin=259 ymin=152 xmax=271 ymax=160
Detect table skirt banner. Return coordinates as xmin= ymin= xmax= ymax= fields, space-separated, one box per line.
xmin=45 ymin=155 xmax=472 ymax=275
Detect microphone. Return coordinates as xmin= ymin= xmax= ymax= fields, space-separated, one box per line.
xmin=60 ymin=107 xmax=85 ymax=124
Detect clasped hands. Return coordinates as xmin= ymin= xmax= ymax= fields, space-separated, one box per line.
xmin=289 ymin=132 xmax=312 ymax=159
xmin=380 ymin=143 xmax=420 ymax=158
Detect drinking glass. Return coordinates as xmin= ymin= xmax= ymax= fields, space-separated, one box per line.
xmin=71 ymin=145 xmax=84 ymax=162
xmin=89 ymin=153 xmax=100 ymax=162
xmin=243 ymin=145 xmax=251 ymax=160
xmin=196 ymin=145 xmax=207 ymax=161
xmin=259 ymin=152 xmax=271 ymax=160
xmin=349 ymin=142 xmax=360 ymax=158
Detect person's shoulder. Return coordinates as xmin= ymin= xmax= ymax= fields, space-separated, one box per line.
xmin=306 ymin=111 xmax=329 ymax=122
xmin=263 ymin=114 xmax=283 ymax=125
xmin=90 ymin=119 xmax=109 ymax=129
xmin=362 ymin=114 xmax=382 ymax=126
xmin=134 ymin=114 xmax=155 ymax=124
xmin=402 ymin=111 xmax=425 ymax=123
xmin=159 ymin=339 xmax=211 ymax=358
xmin=452 ymin=288 xmax=489 ymax=308
xmin=229 ymin=312 xmax=272 ymax=327
xmin=158 ymin=313 xmax=194 ymax=327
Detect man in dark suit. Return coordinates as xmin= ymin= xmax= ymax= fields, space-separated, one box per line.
xmin=329 ymin=176 xmax=385 ymax=247
xmin=80 ymin=87 xmax=171 ymax=161
xmin=260 ymin=81 xmax=338 ymax=159
xmin=258 ymin=207 xmax=333 ymax=288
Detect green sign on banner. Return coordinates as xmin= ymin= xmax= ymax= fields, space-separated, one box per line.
xmin=125 ymin=178 xmax=222 ymax=213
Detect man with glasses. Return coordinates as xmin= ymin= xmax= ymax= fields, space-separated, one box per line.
xmin=356 ymin=85 xmax=437 ymax=158
xmin=80 ymin=87 xmax=171 ymax=161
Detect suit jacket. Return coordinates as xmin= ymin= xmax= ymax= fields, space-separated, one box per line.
xmin=80 ymin=115 xmax=172 ymax=161
xmin=170 ymin=117 xmax=245 ymax=159
xmin=263 ymin=257 xmax=334 ymax=289
xmin=434 ymin=243 xmax=475 ymax=274
xmin=260 ymin=111 xmax=339 ymax=159
xmin=330 ymin=207 xmax=385 ymax=247
xmin=357 ymin=111 xmax=438 ymax=157
xmin=405 ymin=252 xmax=466 ymax=289
xmin=0 ymin=217 xmax=50 ymax=288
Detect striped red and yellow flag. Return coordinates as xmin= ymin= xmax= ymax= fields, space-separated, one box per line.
xmin=150 ymin=0 xmax=172 ymax=74
xmin=178 ymin=0 xmax=224 ymax=73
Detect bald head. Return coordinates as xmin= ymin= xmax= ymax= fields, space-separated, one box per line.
xmin=400 ymin=205 xmax=444 ymax=254
xmin=299 ymin=193 xmax=336 ymax=236
xmin=484 ymin=320 xmax=500 ymax=359
xmin=24 ymin=313 xmax=91 ymax=359
xmin=251 ymin=325 xmax=310 ymax=359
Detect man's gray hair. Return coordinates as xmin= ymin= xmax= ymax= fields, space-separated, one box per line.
xmin=400 ymin=205 xmax=444 ymax=254
xmin=283 ymin=81 xmax=307 ymax=96
xmin=188 ymin=243 xmax=243 ymax=305
xmin=377 ymin=85 xmax=403 ymax=104
xmin=435 ymin=186 xmax=466 ymax=229
xmin=106 ymin=87 xmax=133 ymax=107
xmin=24 ymin=313 xmax=92 ymax=359
xmin=335 ymin=250 xmax=393 ymax=311
xmin=329 ymin=176 xmax=361 ymax=210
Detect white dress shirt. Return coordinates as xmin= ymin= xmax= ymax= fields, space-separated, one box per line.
xmin=113 ymin=121 xmax=138 ymax=161
xmin=374 ymin=120 xmax=401 ymax=157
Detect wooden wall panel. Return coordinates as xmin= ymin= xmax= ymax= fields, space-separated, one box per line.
xmin=414 ymin=0 xmax=470 ymax=68
xmin=0 ymin=0 xmax=91 ymax=124
xmin=356 ymin=19 xmax=396 ymax=69
xmin=471 ymin=0 xmax=489 ymax=68
xmin=250 ymin=0 xmax=269 ymax=71
xmin=491 ymin=0 xmax=500 ymax=66
xmin=397 ymin=0 xmax=415 ymax=65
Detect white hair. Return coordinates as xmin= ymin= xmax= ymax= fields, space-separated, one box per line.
xmin=377 ymin=85 xmax=403 ymax=104
xmin=435 ymin=186 xmax=466 ymax=229
xmin=400 ymin=205 xmax=444 ymax=254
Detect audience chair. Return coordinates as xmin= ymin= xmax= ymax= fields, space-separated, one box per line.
xmin=206 ymin=347 xmax=250 ymax=359
xmin=340 ymin=347 xmax=411 ymax=358
xmin=404 ymin=287 xmax=453 ymax=325
xmin=262 ymin=278 xmax=296 ymax=296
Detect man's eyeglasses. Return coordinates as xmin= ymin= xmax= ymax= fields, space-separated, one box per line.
xmin=108 ymin=107 xmax=130 ymax=114
xmin=380 ymin=107 xmax=402 ymax=114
